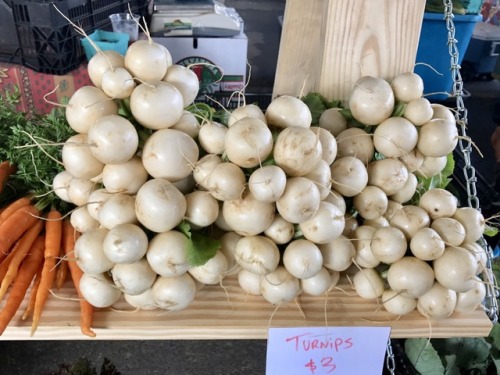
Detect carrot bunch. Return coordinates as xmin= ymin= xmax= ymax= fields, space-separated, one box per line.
xmin=0 ymin=197 xmax=95 ymax=337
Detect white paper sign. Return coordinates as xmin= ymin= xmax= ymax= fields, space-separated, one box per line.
xmin=266 ymin=326 xmax=391 ymax=375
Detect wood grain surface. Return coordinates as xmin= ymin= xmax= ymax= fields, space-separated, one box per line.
xmin=273 ymin=0 xmax=426 ymax=102
xmin=0 ymin=276 xmax=492 ymax=340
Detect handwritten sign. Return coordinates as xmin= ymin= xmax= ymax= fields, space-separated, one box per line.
xmin=266 ymin=326 xmax=391 ymax=375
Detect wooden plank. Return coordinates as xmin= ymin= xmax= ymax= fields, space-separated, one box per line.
xmin=0 ymin=276 xmax=492 ymax=340
xmin=273 ymin=0 xmax=426 ymax=102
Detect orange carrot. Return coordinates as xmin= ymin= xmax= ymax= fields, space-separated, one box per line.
xmin=0 ymin=205 xmax=40 ymax=257
xmin=22 ymin=263 xmax=43 ymax=321
xmin=0 ymin=235 xmax=45 ymax=335
xmin=0 ymin=242 xmax=20 ymax=281
xmin=30 ymin=209 xmax=63 ymax=336
xmin=0 ymin=161 xmax=16 ymax=195
xmin=0 ymin=219 xmax=44 ymax=302
xmin=0 ymin=196 xmax=32 ymax=226
xmin=63 ymin=220 xmax=95 ymax=337
xmin=55 ymin=245 xmax=69 ymax=290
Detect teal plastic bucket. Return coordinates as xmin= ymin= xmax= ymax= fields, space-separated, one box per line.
xmin=414 ymin=12 xmax=482 ymax=101
xmin=81 ymin=30 xmax=129 ymax=61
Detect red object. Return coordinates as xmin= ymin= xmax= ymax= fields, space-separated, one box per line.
xmin=0 ymin=62 xmax=91 ymax=114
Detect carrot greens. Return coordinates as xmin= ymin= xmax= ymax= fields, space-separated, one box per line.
xmin=0 ymin=87 xmax=75 ymax=212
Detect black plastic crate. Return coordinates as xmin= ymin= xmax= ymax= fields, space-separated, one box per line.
xmin=11 ymin=0 xmax=148 ymax=75
xmin=0 ymin=0 xmax=22 ymax=64
xmin=13 ymin=0 xmax=92 ymax=29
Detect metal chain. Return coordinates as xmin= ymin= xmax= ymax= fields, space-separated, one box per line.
xmin=385 ymin=340 xmax=396 ymax=375
xmin=442 ymin=0 xmax=499 ymax=323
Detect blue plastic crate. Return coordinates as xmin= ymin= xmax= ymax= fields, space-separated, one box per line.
xmin=414 ymin=12 xmax=482 ymax=101
xmin=81 ymin=29 xmax=129 ymax=60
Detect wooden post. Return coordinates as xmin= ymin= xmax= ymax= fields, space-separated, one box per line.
xmin=273 ymin=0 xmax=426 ymax=103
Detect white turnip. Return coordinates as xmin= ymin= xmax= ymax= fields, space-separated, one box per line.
xmin=367 ymin=158 xmax=409 ymax=196
xmin=248 ymin=165 xmax=287 ymax=203
xmin=298 ymin=201 xmax=345 ymax=244
xmin=283 ymin=239 xmax=323 ymax=279
xmin=146 ymin=230 xmax=190 ymax=277
xmin=206 ymin=162 xmax=247 ymax=202
xmin=318 ymin=107 xmax=347 ymax=136
xmin=260 ymin=266 xmax=301 ymax=305
xmin=234 ymin=235 xmax=280 ymax=275
xmin=273 ymin=126 xmax=322 ymax=177
xmin=390 ymin=72 xmax=424 ymax=103
xmin=130 ymin=81 xmax=184 ymax=130
xmin=103 ymin=223 xmax=149 ymax=264
xmin=370 ymin=226 xmax=407 ymax=264
xmin=452 ymin=207 xmax=486 ymax=244
xmin=135 ymin=178 xmax=187 ymax=233
xmin=185 ymin=190 xmax=219 ymax=229
xmin=353 ymin=185 xmax=388 ymax=220
xmin=349 ymin=76 xmax=394 ymax=125
xmin=98 ymin=193 xmax=137 ymax=230
xmin=417 ymin=282 xmax=457 ymax=320
xmin=352 ymin=268 xmax=385 ymax=299
xmin=225 ymin=117 xmax=274 ymax=169
xmin=276 ymin=177 xmax=321 ymax=224
xmin=263 ymin=215 xmax=295 ymax=245
xmin=142 ymin=128 xmax=199 ymax=182
xmin=198 ymin=121 xmax=227 ymax=155
xmin=151 ymin=273 xmax=197 ymax=311
xmin=409 ymin=227 xmax=445 ymax=261
xmin=373 ymin=117 xmax=418 ymax=158
xmin=111 ymin=258 xmax=157 ymax=295
xmin=330 ymin=156 xmax=369 ymax=197
xmin=335 ymin=127 xmax=374 ymax=165
xmin=189 ymin=250 xmax=229 ymax=285
xmin=87 ymin=114 xmax=139 ymax=164
xmin=65 ymin=86 xmax=118 ymax=134
xmin=319 ymin=235 xmax=356 ymax=272
xmin=79 ymin=272 xmax=122 ymax=308
xmin=162 ymin=64 xmax=200 ymax=107
xmin=265 ymin=95 xmax=312 ymax=128
xmin=433 ymin=246 xmax=477 ymax=293
xmin=222 ymin=190 xmax=275 ymax=236
xmin=387 ymin=256 xmax=434 ymax=298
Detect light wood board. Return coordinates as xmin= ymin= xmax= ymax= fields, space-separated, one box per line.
xmin=0 ymin=276 xmax=493 ymax=340
xmin=273 ymin=0 xmax=426 ymax=102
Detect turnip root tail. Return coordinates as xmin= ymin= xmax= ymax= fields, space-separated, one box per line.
xmin=53 ymin=5 xmax=103 ymax=56
xmin=42 ymin=84 xmax=68 ymax=108
xmin=267 ymin=302 xmax=281 ymax=327
xmin=414 ymin=62 xmax=443 ymax=76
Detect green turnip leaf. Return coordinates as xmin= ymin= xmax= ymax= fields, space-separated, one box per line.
xmin=405 ymin=338 xmax=445 ymax=375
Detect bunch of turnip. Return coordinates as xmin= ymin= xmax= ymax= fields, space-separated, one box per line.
xmin=51 ymin=33 xmax=492 ymax=322
xmin=53 ymin=35 xmax=204 ymax=312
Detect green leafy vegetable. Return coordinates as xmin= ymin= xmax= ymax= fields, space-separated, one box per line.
xmin=0 ymin=88 xmax=75 ymax=212
xmin=391 ymin=102 xmax=406 ymax=117
xmin=177 ymin=220 xmax=221 ymax=267
xmin=405 ymin=338 xmax=445 ymax=375
xmin=432 ymin=337 xmax=491 ymax=373
xmin=411 ymin=152 xmax=455 ymax=205
xmin=484 ymin=225 xmax=499 ymax=237
xmin=301 ymin=92 xmax=341 ymax=125
xmin=425 ymin=0 xmax=471 ymax=15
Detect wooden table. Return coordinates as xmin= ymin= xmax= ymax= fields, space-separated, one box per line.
xmin=1 ymin=276 xmax=493 ymax=340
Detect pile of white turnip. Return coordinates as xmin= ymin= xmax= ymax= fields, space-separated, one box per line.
xmin=51 ymin=34 xmax=493 ymax=322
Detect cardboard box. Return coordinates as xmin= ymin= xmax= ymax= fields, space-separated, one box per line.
xmin=0 ymin=62 xmax=91 ymax=114
xmin=153 ymin=33 xmax=248 ymax=106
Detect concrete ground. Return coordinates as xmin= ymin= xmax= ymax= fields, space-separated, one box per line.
xmin=0 ymin=1 xmax=499 ymax=374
